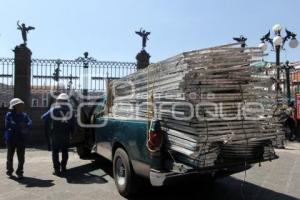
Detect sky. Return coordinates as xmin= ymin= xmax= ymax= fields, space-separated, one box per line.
xmin=0 ymin=0 xmax=300 ymax=63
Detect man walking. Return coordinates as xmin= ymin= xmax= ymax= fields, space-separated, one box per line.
xmin=41 ymin=93 xmax=75 ymax=176
xmin=5 ymin=98 xmax=32 ymax=179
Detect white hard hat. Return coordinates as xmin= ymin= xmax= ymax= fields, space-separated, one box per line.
xmin=57 ymin=93 xmax=69 ymax=101
xmin=9 ymin=98 xmax=24 ymax=109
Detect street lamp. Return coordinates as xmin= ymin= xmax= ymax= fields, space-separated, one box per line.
xmin=259 ymin=24 xmax=299 ymax=92
xmin=281 ymin=61 xmax=295 ymax=104
xmin=76 ymin=52 xmax=96 ymax=96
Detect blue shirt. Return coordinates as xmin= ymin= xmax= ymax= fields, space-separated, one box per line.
xmin=4 ymin=111 xmax=32 ymax=142
xmin=41 ymin=105 xmax=75 ymax=140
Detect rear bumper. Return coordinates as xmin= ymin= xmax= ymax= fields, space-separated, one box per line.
xmin=149 ymin=166 xmax=247 ymax=186
xmin=149 ymin=169 xmax=207 ymax=187
xmin=149 ymin=155 xmax=279 ymax=186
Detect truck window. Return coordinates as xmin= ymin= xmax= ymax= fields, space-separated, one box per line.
xmin=93 ymin=99 xmax=106 ymax=117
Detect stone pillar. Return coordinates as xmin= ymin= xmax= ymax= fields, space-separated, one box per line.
xmin=13 ymin=44 xmax=32 ymax=107
xmin=136 ymin=50 xmax=150 ymax=70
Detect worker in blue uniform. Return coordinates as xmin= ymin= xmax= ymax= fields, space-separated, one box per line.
xmin=4 ymin=98 xmax=32 ymax=179
xmin=41 ymin=93 xmax=75 ymax=176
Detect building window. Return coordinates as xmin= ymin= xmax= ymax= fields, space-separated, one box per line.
xmin=32 ymin=99 xmax=38 ymax=107
xmin=42 ymin=93 xmax=48 ymax=107
xmin=1 ymin=102 xmax=6 ymax=108
xmin=43 ymin=99 xmax=48 ymax=107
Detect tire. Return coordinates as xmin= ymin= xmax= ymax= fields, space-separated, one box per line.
xmin=76 ymin=144 xmax=92 ymax=159
xmin=113 ymin=148 xmax=138 ymax=197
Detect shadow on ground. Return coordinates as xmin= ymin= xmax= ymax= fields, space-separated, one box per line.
xmin=10 ymin=176 xmax=55 ymax=188
xmin=64 ymin=154 xmax=112 ymax=184
xmin=62 ymin=154 xmax=299 ymax=200
xmin=2 ymin=148 xmax=299 ymax=200
xmin=128 ymin=176 xmax=298 ymax=200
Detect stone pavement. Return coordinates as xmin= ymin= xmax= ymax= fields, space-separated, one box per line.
xmin=0 ymin=142 xmax=300 ymax=200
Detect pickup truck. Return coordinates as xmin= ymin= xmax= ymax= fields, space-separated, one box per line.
xmin=75 ymin=96 xmax=278 ymax=197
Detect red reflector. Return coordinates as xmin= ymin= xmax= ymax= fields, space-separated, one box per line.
xmin=147 ymin=131 xmax=162 ymax=151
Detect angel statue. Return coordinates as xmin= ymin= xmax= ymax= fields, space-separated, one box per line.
xmin=17 ymin=21 xmax=35 ymax=45
xmin=135 ymin=28 xmax=150 ymax=49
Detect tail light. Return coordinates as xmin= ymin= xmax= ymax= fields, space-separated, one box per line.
xmin=147 ymin=119 xmax=163 ymax=152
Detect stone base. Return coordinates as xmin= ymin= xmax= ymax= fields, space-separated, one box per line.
xmin=136 ymin=50 xmax=150 ymax=70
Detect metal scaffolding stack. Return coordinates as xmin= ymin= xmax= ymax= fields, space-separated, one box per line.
xmin=110 ymin=43 xmax=283 ymax=168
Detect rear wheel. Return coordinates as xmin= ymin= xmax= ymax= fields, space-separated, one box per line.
xmin=113 ymin=148 xmax=138 ymax=197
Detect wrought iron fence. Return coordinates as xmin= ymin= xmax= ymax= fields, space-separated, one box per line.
xmin=0 ymin=57 xmax=137 ymax=91
xmin=0 ymin=58 xmax=14 ymax=89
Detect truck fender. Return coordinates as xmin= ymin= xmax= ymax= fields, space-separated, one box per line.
xmin=111 ymin=138 xmax=130 ymax=160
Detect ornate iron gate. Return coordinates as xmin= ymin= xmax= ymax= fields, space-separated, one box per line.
xmin=0 ymin=57 xmax=136 ymax=91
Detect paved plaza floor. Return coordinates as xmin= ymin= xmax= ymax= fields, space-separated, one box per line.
xmin=0 ymin=142 xmax=299 ymax=200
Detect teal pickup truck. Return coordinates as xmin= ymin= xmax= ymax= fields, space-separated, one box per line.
xmin=76 ymin=97 xmax=277 ymax=197
xmin=76 ymin=98 xmax=168 ymax=197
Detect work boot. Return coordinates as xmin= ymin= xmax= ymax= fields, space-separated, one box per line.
xmin=16 ymin=172 xmax=23 ymax=180
xmin=52 ymin=170 xmax=61 ymax=177
xmin=6 ymin=171 xmax=13 ymax=178
xmin=61 ymin=167 xmax=67 ymax=177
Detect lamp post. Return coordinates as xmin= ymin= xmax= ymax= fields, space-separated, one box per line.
xmin=259 ymin=24 xmax=299 ymax=92
xmin=281 ymin=61 xmax=295 ymax=104
xmin=53 ymin=59 xmax=62 ymax=91
xmin=76 ymin=52 xmax=96 ymax=96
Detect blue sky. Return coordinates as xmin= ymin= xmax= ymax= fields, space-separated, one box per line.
xmin=0 ymin=0 xmax=299 ymax=62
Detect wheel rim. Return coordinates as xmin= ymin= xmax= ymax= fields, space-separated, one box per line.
xmin=115 ymin=156 xmax=126 ymax=186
